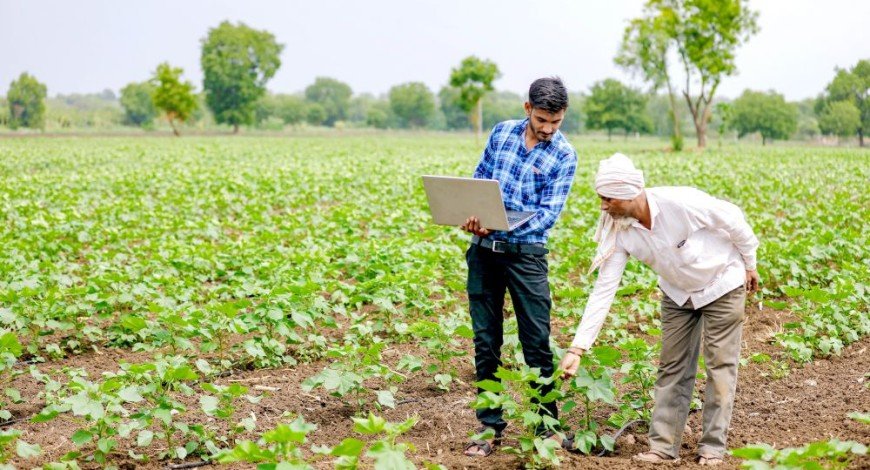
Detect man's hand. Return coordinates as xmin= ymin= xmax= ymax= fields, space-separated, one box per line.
xmin=745 ymin=269 xmax=759 ymax=293
xmin=559 ymin=347 xmax=584 ymax=378
xmin=460 ymin=216 xmax=490 ymax=237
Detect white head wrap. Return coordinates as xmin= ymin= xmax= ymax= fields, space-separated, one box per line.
xmin=589 ymin=153 xmax=645 ymax=273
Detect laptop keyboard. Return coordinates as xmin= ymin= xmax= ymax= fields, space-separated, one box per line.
xmin=507 ymin=214 xmax=525 ymax=224
xmin=506 ymin=211 xmax=534 ymax=226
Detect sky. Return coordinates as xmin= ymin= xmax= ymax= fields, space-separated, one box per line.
xmin=1 ymin=0 xmax=868 ymax=101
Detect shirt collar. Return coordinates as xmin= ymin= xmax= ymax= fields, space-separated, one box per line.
xmin=630 ymin=190 xmax=657 ymax=230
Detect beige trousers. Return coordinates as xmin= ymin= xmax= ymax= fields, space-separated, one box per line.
xmin=648 ymin=286 xmax=746 ymax=459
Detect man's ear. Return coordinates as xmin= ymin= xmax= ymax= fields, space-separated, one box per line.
xmin=524 ymin=102 xmax=532 ymax=116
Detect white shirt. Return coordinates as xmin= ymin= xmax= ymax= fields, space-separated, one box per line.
xmin=571 ymin=186 xmax=759 ymax=350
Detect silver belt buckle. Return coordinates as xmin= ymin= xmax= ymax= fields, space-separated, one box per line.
xmin=491 ymin=240 xmax=506 ymax=253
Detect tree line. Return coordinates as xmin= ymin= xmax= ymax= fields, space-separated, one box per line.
xmin=2 ymin=2 xmax=868 ymax=146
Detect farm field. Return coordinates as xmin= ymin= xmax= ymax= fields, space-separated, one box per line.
xmin=0 ymin=135 xmax=868 ymax=469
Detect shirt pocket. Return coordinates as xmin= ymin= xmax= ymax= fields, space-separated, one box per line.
xmin=673 ymin=236 xmax=702 ymax=267
xmin=529 ymin=168 xmax=549 ymax=197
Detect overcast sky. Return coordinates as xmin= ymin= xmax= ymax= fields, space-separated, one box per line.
xmin=1 ymin=0 xmax=868 ymax=101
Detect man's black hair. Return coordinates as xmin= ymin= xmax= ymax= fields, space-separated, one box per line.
xmin=528 ymin=77 xmax=568 ymax=113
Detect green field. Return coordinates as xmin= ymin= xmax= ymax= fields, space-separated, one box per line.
xmin=0 ymin=136 xmax=868 ymax=468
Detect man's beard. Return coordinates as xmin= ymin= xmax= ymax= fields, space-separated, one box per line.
xmin=613 ymin=215 xmax=637 ymax=231
xmin=529 ymin=121 xmax=553 ymax=141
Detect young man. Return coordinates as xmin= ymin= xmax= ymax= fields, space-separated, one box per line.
xmin=461 ymin=77 xmax=577 ymax=457
xmin=559 ymin=153 xmax=760 ymax=466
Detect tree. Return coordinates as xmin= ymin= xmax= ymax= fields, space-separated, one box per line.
xmin=0 ymin=96 xmax=8 ymax=127
xmin=304 ymin=77 xmax=352 ymax=126
xmin=449 ymin=56 xmax=500 ymax=138
xmin=482 ymin=91 xmax=524 ymax=130
xmin=438 ymin=86 xmax=469 ymax=130
xmin=730 ymin=90 xmax=797 ymax=145
xmin=255 ymin=93 xmax=307 ymax=126
xmin=714 ymin=102 xmax=733 ymax=145
xmin=201 ymin=21 xmax=284 ymax=133
xmin=617 ymin=0 xmax=759 ymax=149
xmin=584 ymin=79 xmax=651 ymax=140
xmin=793 ymin=98 xmax=820 ymax=140
xmin=388 ymin=82 xmax=435 ymax=128
xmin=561 ymin=92 xmax=586 ymax=134
xmin=119 ymin=81 xmax=157 ymax=128
xmin=305 ymin=102 xmax=327 ymax=126
xmin=7 ymin=72 xmax=47 ymax=130
xmin=347 ymin=93 xmax=378 ymax=125
xmin=366 ymin=100 xmax=393 ymax=129
xmin=150 ymin=62 xmax=198 ymax=136
xmin=816 ymin=59 xmax=869 ymax=146
xmin=45 ymin=91 xmax=123 ymax=129
xmin=818 ymin=101 xmax=861 ymax=140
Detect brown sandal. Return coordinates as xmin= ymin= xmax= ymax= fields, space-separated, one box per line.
xmin=464 ymin=439 xmax=495 ymax=457
xmin=463 ymin=427 xmax=502 ymax=457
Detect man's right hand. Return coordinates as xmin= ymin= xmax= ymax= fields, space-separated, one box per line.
xmin=559 ymin=347 xmax=584 ymax=378
xmin=461 ymin=216 xmax=490 ymax=237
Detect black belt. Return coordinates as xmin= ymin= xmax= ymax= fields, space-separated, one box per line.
xmin=471 ymin=235 xmax=549 ymax=255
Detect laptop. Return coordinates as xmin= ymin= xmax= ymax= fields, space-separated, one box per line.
xmin=421 ymin=175 xmax=536 ymax=231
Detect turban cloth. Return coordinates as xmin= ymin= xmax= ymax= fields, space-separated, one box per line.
xmin=589 ymin=153 xmax=645 ymax=273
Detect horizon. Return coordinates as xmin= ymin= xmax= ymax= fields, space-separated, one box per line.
xmin=2 ymin=0 xmax=868 ymax=103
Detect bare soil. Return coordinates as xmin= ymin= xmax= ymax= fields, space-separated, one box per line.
xmin=6 ymin=303 xmax=869 ymax=469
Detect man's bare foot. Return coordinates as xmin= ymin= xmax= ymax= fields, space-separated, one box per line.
xmin=698 ymin=455 xmax=724 ymax=466
xmin=632 ymin=450 xmax=681 ymax=464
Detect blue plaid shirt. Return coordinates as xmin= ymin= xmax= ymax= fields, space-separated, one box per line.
xmin=473 ymin=119 xmax=577 ymax=244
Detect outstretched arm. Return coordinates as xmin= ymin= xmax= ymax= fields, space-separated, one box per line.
xmin=560 ymin=249 xmax=629 ymax=377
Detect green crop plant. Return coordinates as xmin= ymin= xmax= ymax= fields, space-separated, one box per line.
xmin=0 ymin=429 xmax=41 ymax=466
xmin=218 ymin=415 xmax=317 ymax=469
xmin=472 ymin=365 xmax=564 ymax=468
xmin=118 ymin=356 xmax=202 ymax=460
xmin=302 ymin=340 xmax=404 ymax=413
xmin=322 ymin=413 xmax=419 ymax=470
xmin=731 ymin=439 xmax=867 ymax=469
xmin=562 ymin=346 xmax=620 ymax=455
xmin=608 ymin=337 xmax=658 ymax=428
xmin=0 ymin=331 xmax=23 ymax=421
xmin=408 ymin=312 xmax=472 ymax=390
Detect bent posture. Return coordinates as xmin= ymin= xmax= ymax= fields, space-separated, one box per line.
xmin=560 ymin=153 xmax=759 ymax=466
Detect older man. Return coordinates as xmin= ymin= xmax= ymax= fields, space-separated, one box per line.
xmin=559 ymin=153 xmax=759 ymax=466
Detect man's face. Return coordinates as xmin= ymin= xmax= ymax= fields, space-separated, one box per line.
xmin=525 ymin=102 xmax=565 ymax=142
xmin=598 ymin=194 xmax=633 ymax=218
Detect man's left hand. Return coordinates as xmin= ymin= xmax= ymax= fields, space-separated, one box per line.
xmin=745 ymin=269 xmax=759 ymax=293
xmin=558 ymin=347 xmax=584 ymax=378
xmin=460 ymin=216 xmax=490 ymax=237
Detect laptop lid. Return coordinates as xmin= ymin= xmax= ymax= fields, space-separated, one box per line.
xmin=421 ymin=175 xmax=513 ymax=231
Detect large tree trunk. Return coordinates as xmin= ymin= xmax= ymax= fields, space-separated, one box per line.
xmin=860 ymin=129 xmax=865 ymax=147
xmin=169 ymin=119 xmax=180 ymax=137
xmin=696 ymin=118 xmax=708 ymax=148
xmin=692 ymin=115 xmax=705 ymax=148
xmin=683 ymin=94 xmax=704 ymax=149
xmin=233 ymin=123 xmax=239 ymax=134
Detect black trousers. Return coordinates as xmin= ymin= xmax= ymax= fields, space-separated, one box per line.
xmin=466 ymin=243 xmax=556 ymax=434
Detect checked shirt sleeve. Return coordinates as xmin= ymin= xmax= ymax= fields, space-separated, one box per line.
xmin=509 ymin=151 xmax=577 ymax=238
xmin=473 ymin=124 xmax=501 ymax=179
